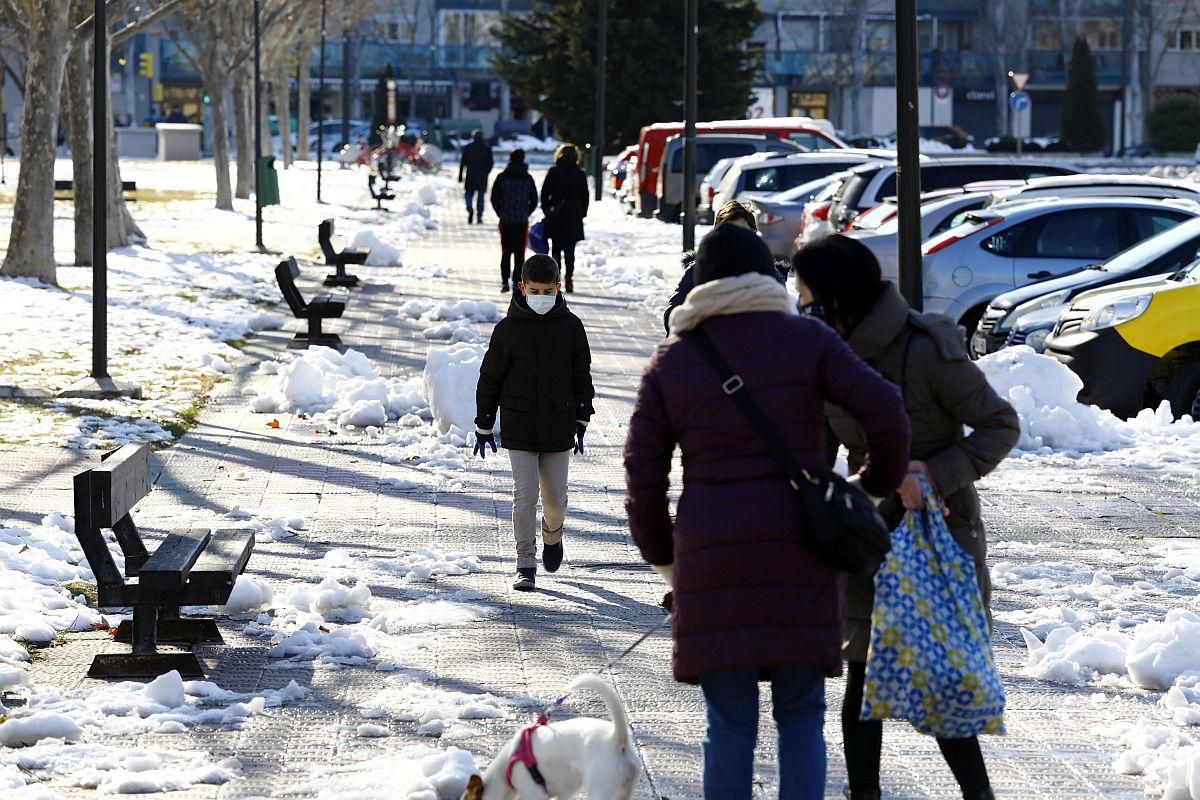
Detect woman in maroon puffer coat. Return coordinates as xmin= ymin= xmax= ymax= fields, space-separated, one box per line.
xmin=624 ymin=224 xmax=911 ymax=799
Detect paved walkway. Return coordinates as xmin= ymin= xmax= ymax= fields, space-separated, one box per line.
xmin=5 ymin=194 xmax=1198 ymax=798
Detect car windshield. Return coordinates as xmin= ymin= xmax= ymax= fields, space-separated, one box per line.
xmin=776 ymin=172 xmax=850 ymax=202
xmin=1099 ymin=219 xmax=1200 ymax=274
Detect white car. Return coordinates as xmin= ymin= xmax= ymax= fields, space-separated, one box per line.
xmin=698 ymin=157 xmax=741 ymax=224
xmin=711 ymin=149 xmax=893 ymax=217
xmin=985 ymin=173 xmax=1200 ymax=207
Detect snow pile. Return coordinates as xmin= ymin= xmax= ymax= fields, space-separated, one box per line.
xmin=374 ymin=543 xmax=483 ymax=583
xmin=353 ymin=229 xmax=404 ymax=266
xmin=0 ymin=513 xmax=105 ymax=645
xmin=287 ymin=578 xmax=375 ymax=623
xmin=417 ymin=182 xmax=440 ymax=206
xmin=223 ymin=575 xmax=275 ymax=615
xmin=368 ymin=591 xmax=497 ymax=634
xmin=368 ymin=674 xmax=509 ymax=741
xmin=430 ymin=300 xmax=500 ymax=324
xmin=298 ymin=746 xmax=478 ymax=800
xmin=252 ymin=347 xmax=427 ymax=428
xmin=423 ymin=343 xmax=486 ymax=435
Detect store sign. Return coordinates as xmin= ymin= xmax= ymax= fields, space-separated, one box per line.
xmin=962 ymin=89 xmax=997 ymax=102
xmin=747 ymin=88 xmax=774 ymax=119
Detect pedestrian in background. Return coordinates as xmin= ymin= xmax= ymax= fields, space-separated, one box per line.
xmin=490 ymin=149 xmax=538 ymax=294
xmin=474 ymin=254 xmax=595 ymax=592
xmin=625 ymin=224 xmax=911 ymax=800
xmin=540 ymin=143 xmax=590 ymax=294
xmin=458 ymin=129 xmax=494 ymax=225
xmin=792 ymin=235 xmax=1019 ymax=800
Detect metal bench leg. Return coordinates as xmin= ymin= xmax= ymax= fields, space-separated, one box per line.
xmin=323 ymin=260 xmax=360 ymax=288
xmin=295 ymin=315 xmax=342 ymax=350
xmin=113 ymin=605 xmax=223 ymax=644
xmin=88 ymin=604 xmax=205 ymax=679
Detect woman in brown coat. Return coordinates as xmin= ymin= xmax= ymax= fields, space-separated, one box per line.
xmin=791 ymin=235 xmax=1020 ymax=800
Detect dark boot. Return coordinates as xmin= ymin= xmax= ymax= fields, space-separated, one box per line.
xmin=513 ymin=568 xmax=536 ymax=591
xmin=501 ymin=281 xmax=510 ymax=293
xmin=467 ymin=210 xmax=474 ymax=224
xmin=542 ymin=528 xmax=564 ymax=573
xmin=565 ymin=276 xmax=574 ymax=293
xmin=970 ymin=790 xmax=995 ymax=800
xmin=844 ymin=790 xmax=881 ymax=800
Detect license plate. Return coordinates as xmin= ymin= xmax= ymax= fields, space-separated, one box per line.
xmin=971 ymin=331 xmax=988 ymax=357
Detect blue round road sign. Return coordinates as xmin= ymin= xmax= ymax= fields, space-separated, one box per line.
xmin=1010 ymin=91 xmax=1031 ymax=112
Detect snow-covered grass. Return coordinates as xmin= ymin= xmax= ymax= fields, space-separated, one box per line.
xmin=0 ymin=158 xmax=458 ymax=450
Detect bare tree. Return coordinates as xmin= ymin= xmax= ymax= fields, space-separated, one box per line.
xmin=982 ymin=0 xmax=1032 ymax=139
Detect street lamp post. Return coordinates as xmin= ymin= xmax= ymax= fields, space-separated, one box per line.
xmin=682 ymin=0 xmax=698 ymax=251
xmin=593 ymin=0 xmax=606 ymax=202
xmin=341 ymin=18 xmax=350 ymax=149
xmin=254 ymin=0 xmax=264 ymax=251
xmin=317 ymin=0 xmax=326 ymax=203
xmin=895 ymin=0 xmax=923 ymax=311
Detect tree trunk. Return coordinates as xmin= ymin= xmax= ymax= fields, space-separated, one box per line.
xmin=2 ymin=6 xmax=72 ymax=284
xmin=232 ymin=70 xmax=253 ymax=199
xmin=297 ymin=43 xmax=311 ymax=161
xmin=275 ymin=62 xmax=292 ymax=168
xmin=102 ymin=32 xmax=142 ymax=248
xmin=207 ymin=66 xmax=233 ymax=210
xmin=64 ymin=37 xmax=92 ymax=267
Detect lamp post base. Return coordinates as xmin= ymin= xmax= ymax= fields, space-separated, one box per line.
xmin=59 ymin=376 xmax=143 ymax=400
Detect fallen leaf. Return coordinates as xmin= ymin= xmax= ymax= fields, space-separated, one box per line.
xmin=267 ymin=419 xmax=281 ymax=429
xmin=17 ymin=544 xmax=28 ymax=554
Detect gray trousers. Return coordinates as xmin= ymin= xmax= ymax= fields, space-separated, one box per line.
xmin=508 ymin=449 xmax=570 ymax=569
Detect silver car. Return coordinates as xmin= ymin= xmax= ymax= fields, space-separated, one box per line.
xmin=698 ymin=157 xmax=741 ymax=224
xmin=657 ymin=133 xmax=800 ymax=222
xmin=920 ymin=196 xmax=1200 ymax=329
xmin=744 ymin=172 xmax=853 ymax=258
xmin=711 ymin=150 xmax=893 ymax=213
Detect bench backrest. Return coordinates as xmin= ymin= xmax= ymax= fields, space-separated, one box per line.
xmin=274 ymin=257 xmax=307 ymax=315
xmin=73 ymin=444 xmax=153 ymax=589
xmin=319 ymin=219 xmax=336 ymax=262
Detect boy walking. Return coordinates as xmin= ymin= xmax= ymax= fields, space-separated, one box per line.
xmin=474 ymin=254 xmax=595 ymax=591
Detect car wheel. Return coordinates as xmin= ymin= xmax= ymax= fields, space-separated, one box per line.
xmin=958 ymin=305 xmax=988 ymax=353
xmin=1164 ymin=361 xmax=1200 ymax=419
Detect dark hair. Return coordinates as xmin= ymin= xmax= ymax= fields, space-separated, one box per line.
xmin=472 ymin=129 xmax=483 ymax=141
xmin=791 ymin=235 xmax=885 ymax=334
xmin=555 ymin=143 xmax=579 ymax=165
xmin=522 ymin=254 xmax=559 ymax=284
xmin=509 ymin=148 xmax=526 ymax=163
xmin=694 ymin=223 xmax=776 ymax=285
xmin=714 ymin=200 xmax=758 ymax=231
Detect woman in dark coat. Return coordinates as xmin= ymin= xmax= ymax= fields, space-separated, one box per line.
xmin=625 ymin=224 xmax=911 ymax=799
xmin=792 ymin=235 xmax=1019 ymax=800
xmin=540 ymin=143 xmax=590 ymax=293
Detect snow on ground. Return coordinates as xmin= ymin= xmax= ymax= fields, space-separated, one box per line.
xmin=0 ymin=158 xmax=457 ymax=450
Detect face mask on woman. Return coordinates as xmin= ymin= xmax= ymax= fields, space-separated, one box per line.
xmin=798 ymin=300 xmax=826 ymax=320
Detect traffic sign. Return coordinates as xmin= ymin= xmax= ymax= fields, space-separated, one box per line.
xmin=1010 ymin=91 xmax=1031 ymax=112
xmin=1009 ymin=71 xmax=1031 ymax=91
xmin=934 ymin=82 xmax=952 ymax=101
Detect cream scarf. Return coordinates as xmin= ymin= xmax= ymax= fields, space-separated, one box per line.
xmin=668 ymin=272 xmax=796 ymax=335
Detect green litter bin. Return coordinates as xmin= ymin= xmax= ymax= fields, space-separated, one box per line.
xmin=257 ymin=155 xmax=280 ymax=207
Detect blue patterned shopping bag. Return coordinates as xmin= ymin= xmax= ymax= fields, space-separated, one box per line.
xmin=861 ymin=479 xmax=1005 ymax=738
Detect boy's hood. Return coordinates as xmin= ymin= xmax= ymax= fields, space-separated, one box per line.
xmin=508 ymin=290 xmax=569 ymax=320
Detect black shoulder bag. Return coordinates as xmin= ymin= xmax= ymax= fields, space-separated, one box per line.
xmin=689 ymin=326 xmax=891 ymax=575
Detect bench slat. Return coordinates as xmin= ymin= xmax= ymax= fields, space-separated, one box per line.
xmin=93 ymin=445 xmax=151 ymax=527
xmin=189 ymin=529 xmax=255 ymax=592
xmin=138 ymin=531 xmax=211 ymax=591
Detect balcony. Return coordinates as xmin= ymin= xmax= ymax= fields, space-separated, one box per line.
xmin=764 ymin=48 xmax=1123 ymax=89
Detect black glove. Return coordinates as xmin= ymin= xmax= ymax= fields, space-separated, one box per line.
xmin=574 ymin=422 xmax=586 ymax=455
xmin=473 ymin=431 xmax=496 ymax=459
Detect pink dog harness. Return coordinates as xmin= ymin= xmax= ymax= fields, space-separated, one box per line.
xmin=506 ymin=713 xmax=550 ymax=790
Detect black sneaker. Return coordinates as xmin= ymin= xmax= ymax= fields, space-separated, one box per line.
xmin=501 ymin=281 xmax=510 ymax=293
xmin=542 ymin=537 xmax=563 ymax=573
xmin=513 ymin=568 xmax=536 ymax=591
xmin=476 ymin=215 xmax=484 ymax=225
xmin=467 ymin=211 xmax=474 ymax=224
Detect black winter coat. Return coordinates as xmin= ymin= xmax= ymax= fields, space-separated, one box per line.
xmin=475 ymin=292 xmax=595 ymax=453
xmin=458 ymin=139 xmax=494 ymax=192
xmin=490 ymin=163 xmax=539 ymax=225
xmin=663 ymin=252 xmax=791 ymax=333
xmin=541 ymin=161 xmax=589 ymax=244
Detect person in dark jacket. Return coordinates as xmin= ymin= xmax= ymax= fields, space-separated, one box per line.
xmin=792 ymin=235 xmax=1020 ymax=800
xmin=458 ymin=129 xmax=494 ymax=224
xmin=489 ymin=149 xmax=539 ymax=293
xmin=475 ymin=254 xmax=595 ymax=592
xmin=540 ymin=143 xmax=590 ymax=293
xmin=663 ymin=200 xmax=765 ymax=332
xmin=625 ymin=224 xmax=911 ymax=799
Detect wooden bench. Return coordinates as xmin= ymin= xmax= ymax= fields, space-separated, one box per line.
xmin=72 ymin=444 xmax=255 ymax=678
xmin=367 ymin=174 xmax=395 ymax=212
xmin=318 ymin=218 xmax=368 ymax=287
xmin=55 ymin=179 xmax=137 ymax=200
xmin=275 ymin=256 xmax=347 ymax=350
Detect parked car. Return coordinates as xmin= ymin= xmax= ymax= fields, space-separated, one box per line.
xmin=656 ymin=133 xmax=801 ymax=222
xmin=972 ymin=216 xmax=1200 ymax=357
xmin=607 ymin=145 xmax=637 ymax=195
xmin=920 ymin=196 xmax=1200 ymax=330
xmin=744 ymin=171 xmax=854 ymax=258
xmin=698 ymin=157 xmax=742 ymax=224
xmin=1047 ymin=259 xmax=1200 ymax=418
xmin=986 ymin=174 xmax=1200 ymax=207
xmin=795 ymin=175 xmax=853 ymax=248
xmin=846 ymin=190 xmax=1022 ymax=280
xmin=633 ymin=116 xmax=843 ymax=217
xmin=710 ymin=149 xmax=892 ymax=216
xmin=828 ymin=158 xmax=1079 ymax=232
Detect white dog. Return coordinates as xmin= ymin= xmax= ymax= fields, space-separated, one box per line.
xmin=461 ymin=674 xmax=640 ymax=800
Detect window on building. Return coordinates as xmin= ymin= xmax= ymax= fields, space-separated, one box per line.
xmin=1082 ymin=19 xmax=1121 ymax=50
xmin=826 ymin=17 xmax=855 ymax=51
xmin=1032 ymin=21 xmax=1060 ymax=50
xmin=781 ymin=18 xmax=818 ymax=51
xmin=441 ymin=11 xmax=501 ymax=47
xmin=1170 ymin=28 xmax=1200 ymax=51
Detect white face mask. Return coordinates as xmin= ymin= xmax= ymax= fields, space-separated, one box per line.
xmin=526 ymin=294 xmax=556 ymax=315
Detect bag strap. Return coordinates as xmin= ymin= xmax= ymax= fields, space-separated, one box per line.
xmin=689 ymin=326 xmax=817 ymax=491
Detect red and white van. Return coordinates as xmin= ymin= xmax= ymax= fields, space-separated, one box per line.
xmin=633 ymin=117 xmax=844 ymax=216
